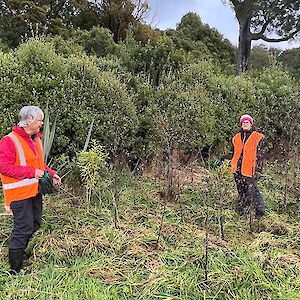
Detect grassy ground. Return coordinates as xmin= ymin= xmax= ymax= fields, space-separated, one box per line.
xmin=0 ymin=161 xmax=299 ymax=299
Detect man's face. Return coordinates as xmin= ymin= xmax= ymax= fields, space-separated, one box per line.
xmin=241 ymin=120 xmax=252 ymax=131
xmin=27 ymin=115 xmax=44 ymax=134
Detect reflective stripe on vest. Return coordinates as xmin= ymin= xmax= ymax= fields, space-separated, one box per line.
xmin=7 ymin=132 xmax=26 ymax=166
xmin=0 ymin=131 xmax=44 ymax=206
xmin=1 ymin=132 xmax=39 ymax=191
xmin=2 ymin=178 xmax=38 ymax=190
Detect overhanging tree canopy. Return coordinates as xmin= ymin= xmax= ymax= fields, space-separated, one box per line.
xmin=224 ymin=0 xmax=300 ymax=75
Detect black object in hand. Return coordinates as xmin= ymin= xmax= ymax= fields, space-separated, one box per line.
xmin=38 ymin=171 xmax=54 ymax=195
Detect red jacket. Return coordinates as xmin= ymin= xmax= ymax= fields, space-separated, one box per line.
xmin=0 ymin=126 xmax=55 ymax=179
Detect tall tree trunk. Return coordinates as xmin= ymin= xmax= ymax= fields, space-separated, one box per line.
xmin=236 ymin=17 xmax=252 ymax=75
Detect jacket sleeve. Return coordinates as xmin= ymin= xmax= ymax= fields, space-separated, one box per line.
xmin=45 ymin=164 xmax=56 ymax=177
xmin=256 ymin=137 xmax=264 ymax=173
xmin=0 ymin=136 xmax=36 ymax=179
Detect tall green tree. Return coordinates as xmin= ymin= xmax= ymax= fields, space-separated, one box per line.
xmin=96 ymin=0 xmax=149 ymax=43
xmin=224 ymin=0 xmax=300 ymax=75
xmin=168 ymin=12 xmax=236 ymax=74
xmin=0 ymin=0 xmax=47 ymax=47
xmin=277 ymin=47 xmax=300 ymax=81
xmin=0 ymin=0 xmax=92 ymax=47
xmin=43 ymin=0 xmax=95 ymax=33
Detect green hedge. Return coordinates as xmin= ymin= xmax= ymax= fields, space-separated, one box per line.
xmin=0 ymin=38 xmax=138 ymax=159
xmin=0 ymin=37 xmax=298 ymax=163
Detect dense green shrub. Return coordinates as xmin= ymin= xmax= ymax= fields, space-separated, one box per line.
xmin=118 ymin=35 xmax=186 ymax=86
xmin=125 ymin=77 xmax=157 ymax=166
xmin=47 ymin=35 xmax=86 ymax=57
xmin=210 ymin=74 xmax=256 ymax=141
xmin=156 ymin=72 xmax=215 ymax=152
xmin=0 ymin=38 xmax=138 ymax=161
xmin=179 ymin=61 xmax=256 ymax=154
xmin=251 ymin=66 xmax=300 ymax=154
xmin=0 ymin=37 xmax=298 ymax=164
xmin=73 ymin=27 xmax=117 ymax=57
xmin=0 ymin=50 xmax=24 ymax=133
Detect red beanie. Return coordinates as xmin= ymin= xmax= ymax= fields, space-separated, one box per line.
xmin=240 ymin=114 xmax=253 ymax=124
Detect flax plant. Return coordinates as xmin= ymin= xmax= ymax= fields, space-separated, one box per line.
xmin=42 ymin=105 xmax=56 ymax=163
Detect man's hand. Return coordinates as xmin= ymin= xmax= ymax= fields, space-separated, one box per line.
xmin=35 ymin=169 xmax=45 ymax=179
xmin=52 ymin=173 xmax=62 ymax=185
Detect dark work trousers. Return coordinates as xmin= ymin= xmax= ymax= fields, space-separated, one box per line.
xmin=9 ymin=194 xmax=42 ymax=250
xmin=234 ymin=173 xmax=265 ymax=218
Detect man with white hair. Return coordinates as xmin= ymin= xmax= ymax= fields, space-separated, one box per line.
xmin=0 ymin=106 xmax=61 ymax=274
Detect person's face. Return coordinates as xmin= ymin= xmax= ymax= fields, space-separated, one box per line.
xmin=27 ymin=115 xmax=44 ymax=134
xmin=241 ymin=120 xmax=252 ymax=131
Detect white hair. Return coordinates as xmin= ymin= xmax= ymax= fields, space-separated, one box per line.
xmin=18 ymin=106 xmax=44 ymax=127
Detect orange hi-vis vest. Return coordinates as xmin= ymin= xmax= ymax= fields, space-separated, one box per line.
xmin=1 ymin=131 xmax=45 ymax=215
xmin=231 ymin=131 xmax=264 ymax=177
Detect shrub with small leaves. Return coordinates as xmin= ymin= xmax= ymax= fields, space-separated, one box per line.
xmin=76 ymin=140 xmax=107 ymax=204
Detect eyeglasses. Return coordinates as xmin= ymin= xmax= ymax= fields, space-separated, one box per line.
xmin=242 ymin=121 xmax=251 ymax=124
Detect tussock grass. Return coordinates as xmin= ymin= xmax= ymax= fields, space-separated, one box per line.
xmin=0 ymin=161 xmax=299 ymax=299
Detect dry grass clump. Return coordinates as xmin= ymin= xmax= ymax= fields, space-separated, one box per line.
xmin=83 ymin=265 xmax=120 ymax=283
xmin=278 ymin=254 xmax=300 ymax=266
xmin=146 ymin=158 xmax=211 ymax=189
xmin=256 ymin=218 xmax=297 ymax=236
xmin=36 ymin=225 xmax=117 ymax=259
xmin=251 ymin=229 xmax=277 ymax=243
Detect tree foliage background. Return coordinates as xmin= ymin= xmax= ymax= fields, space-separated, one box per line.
xmin=0 ymin=0 xmax=299 ymax=165
xmin=224 ymin=0 xmax=300 ymax=74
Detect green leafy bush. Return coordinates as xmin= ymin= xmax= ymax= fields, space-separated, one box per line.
xmin=73 ymin=27 xmax=116 ymax=57
xmin=252 ymin=65 xmax=300 ymax=154
xmin=156 ymin=71 xmax=215 ymax=151
xmin=0 ymin=38 xmax=138 ymax=162
xmin=77 ymin=140 xmax=107 ymax=203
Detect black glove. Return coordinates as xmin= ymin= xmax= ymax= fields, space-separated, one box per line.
xmin=38 ymin=171 xmax=54 ymax=195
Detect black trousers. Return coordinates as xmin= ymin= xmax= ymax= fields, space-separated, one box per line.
xmin=234 ymin=173 xmax=265 ymax=218
xmin=9 ymin=194 xmax=42 ymax=250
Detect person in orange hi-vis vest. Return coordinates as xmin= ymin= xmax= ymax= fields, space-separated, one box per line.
xmin=222 ymin=114 xmax=265 ymax=219
xmin=0 ymin=106 xmax=61 ymax=274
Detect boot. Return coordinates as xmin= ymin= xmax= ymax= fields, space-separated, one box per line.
xmin=9 ymin=249 xmax=24 ymax=274
xmin=23 ymin=250 xmax=31 ymax=260
xmin=23 ymin=238 xmax=32 ymax=260
xmin=22 ymin=249 xmax=32 ymax=267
